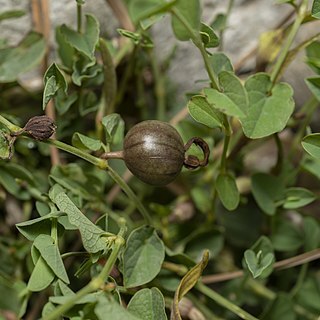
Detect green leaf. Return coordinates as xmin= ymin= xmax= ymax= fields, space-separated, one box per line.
xmin=27 ymin=256 xmax=55 ymax=292
xmin=60 ymin=14 xmax=99 ymax=60
xmin=171 ymin=0 xmax=201 ymax=41
xmin=0 ymin=32 xmax=46 ymax=82
xmin=303 ymin=216 xmax=320 ymax=251
xmin=43 ymin=63 xmax=68 ymax=110
xmin=283 ymin=187 xmax=316 ymax=209
xmin=0 ymin=131 xmax=10 ymax=159
xmin=200 ymin=22 xmax=219 ymax=48
xmin=301 ymin=155 xmax=320 ymax=179
xmin=243 ymin=236 xmax=274 ymax=279
xmin=0 ymin=10 xmax=25 ymax=21
xmin=140 ymin=14 xmax=165 ymax=30
xmin=271 ymin=217 xmax=303 ymax=251
xmin=187 ymin=95 xmax=224 ymax=129
xmin=117 ymin=29 xmax=153 ymax=48
xmin=211 ymin=13 xmax=227 ymax=32
xmin=312 ymin=0 xmax=320 ymax=19
xmin=242 ymin=73 xmax=294 ymax=139
xmin=5 ymin=163 xmax=37 ymax=187
xmin=171 ymin=250 xmax=209 ymax=320
xmin=0 ymin=167 xmax=29 ymax=200
xmin=302 ymin=133 xmax=320 ymax=158
xmin=123 ymin=226 xmax=165 ymax=288
xmin=244 ymin=250 xmax=274 ymax=279
xmin=251 ymin=173 xmax=285 ymax=215
xmin=55 ymin=91 xmax=78 ymax=115
xmin=216 ymin=173 xmax=240 ymax=211
xmin=49 ymin=184 xmax=107 ymax=253
xmin=72 ymin=132 xmax=102 ymax=152
xmin=33 ymin=234 xmax=69 ymax=284
xmin=101 ymin=113 xmax=122 ymax=143
xmin=305 ymin=76 xmax=320 ymax=101
xmin=79 ymin=91 xmax=100 ymax=116
xmin=190 ymin=187 xmax=212 ymax=214
xmin=205 ymin=71 xmax=248 ymax=118
xmin=95 ymin=296 xmax=140 ymax=320
xmin=0 ymin=281 xmax=26 ymax=314
xmin=184 ymin=228 xmax=223 ymax=261
xmin=56 ymin=25 xmax=75 ymax=69
xmin=128 ymin=0 xmax=176 ymax=24
xmin=296 ymin=276 xmax=320 ymax=313
xmin=305 ymin=41 xmax=320 ymax=74
xmin=209 ymin=52 xmax=233 ymax=76
xmin=16 ymin=215 xmax=52 ymax=241
xmin=127 ymin=288 xmax=167 ymax=320
xmin=71 ymin=56 xmax=102 ymax=86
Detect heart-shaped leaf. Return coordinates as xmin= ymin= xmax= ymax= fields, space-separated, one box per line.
xmin=241 ymin=73 xmax=294 ymax=139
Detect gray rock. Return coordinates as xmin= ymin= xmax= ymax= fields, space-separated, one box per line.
xmin=0 ymin=0 xmax=317 ymax=107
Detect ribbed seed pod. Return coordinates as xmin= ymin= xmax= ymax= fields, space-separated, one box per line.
xmin=23 ymin=115 xmax=56 ymax=141
xmin=123 ymin=120 xmax=185 ymax=186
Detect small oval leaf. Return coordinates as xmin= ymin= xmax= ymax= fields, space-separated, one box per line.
xmin=216 ymin=173 xmax=240 ymax=211
xmin=123 ymin=226 xmax=165 ymax=288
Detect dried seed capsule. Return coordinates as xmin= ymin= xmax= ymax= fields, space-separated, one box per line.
xmin=123 ymin=120 xmax=185 ymax=186
xmin=23 ymin=115 xmax=56 ymax=141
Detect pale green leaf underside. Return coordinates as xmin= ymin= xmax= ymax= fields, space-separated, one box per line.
xmin=123 ymin=226 xmax=165 ymax=288
xmin=33 ymin=234 xmax=69 ymax=283
xmin=49 ymin=185 xmax=107 ymax=253
xmin=127 ymin=288 xmax=167 ymax=320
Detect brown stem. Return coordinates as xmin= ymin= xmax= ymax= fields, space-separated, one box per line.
xmin=105 ymin=0 xmax=135 ymax=31
xmin=100 ymin=150 xmax=124 ymax=160
xmin=31 ymin=0 xmax=60 ymax=166
xmin=202 ymin=248 xmax=320 ymax=284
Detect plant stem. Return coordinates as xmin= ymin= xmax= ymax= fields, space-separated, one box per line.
xmin=289 ymin=263 xmax=308 ymax=298
xmin=148 ymin=48 xmax=166 ymax=121
xmin=196 ymin=282 xmax=259 ymax=320
xmin=107 ymin=166 xmax=153 ymax=225
xmin=51 ymin=218 xmax=58 ymax=245
xmin=44 ymin=233 xmax=125 ymax=320
xmin=272 ymin=133 xmax=283 ymax=174
xmin=170 ymin=7 xmax=219 ymax=90
xmin=0 ymin=114 xmax=21 ymax=133
xmin=48 ymin=139 xmax=107 ymax=169
xmin=96 ymin=38 xmax=117 ymax=138
xmin=77 ymin=2 xmax=82 ymax=33
xmin=270 ymin=0 xmax=308 ymax=84
xmin=220 ymin=119 xmax=232 ymax=173
xmin=202 ymin=248 xmax=320 ymax=284
xmin=48 ymin=140 xmax=152 ymax=223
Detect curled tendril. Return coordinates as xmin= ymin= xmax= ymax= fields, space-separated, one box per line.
xmin=183 ymin=137 xmax=210 ymax=170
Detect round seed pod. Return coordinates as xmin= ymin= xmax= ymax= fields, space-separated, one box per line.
xmin=123 ymin=120 xmax=185 ymax=186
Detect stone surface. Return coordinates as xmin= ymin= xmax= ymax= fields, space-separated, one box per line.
xmin=0 ymin=0 xmax=317 ymax=107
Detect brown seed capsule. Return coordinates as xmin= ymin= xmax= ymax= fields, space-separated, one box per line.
xmin=100 ymin=120 xmax=210 ymax=186
xmin=123 ymin=120 xmax=185 ymax=186
xmin=23 ymin=115 xmax=56 ymax=141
